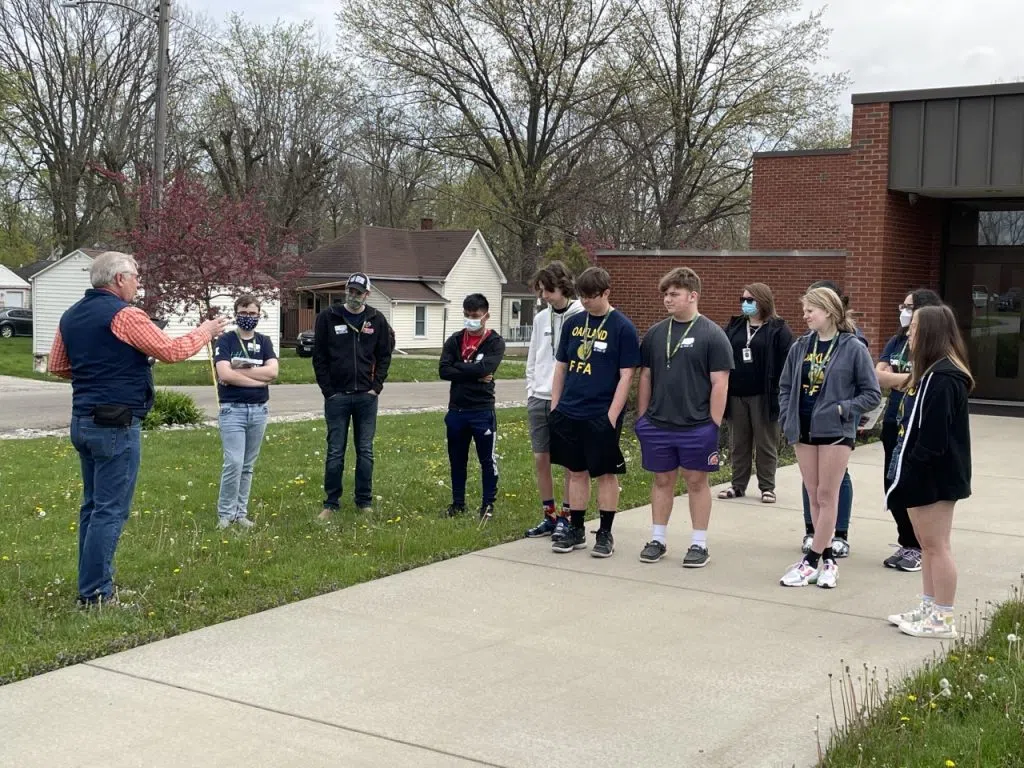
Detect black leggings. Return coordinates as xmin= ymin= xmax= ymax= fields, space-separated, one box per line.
xmin=882 ymin=420 xmax=920 ymax=549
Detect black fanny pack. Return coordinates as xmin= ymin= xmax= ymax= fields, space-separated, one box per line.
xmin=91 ymin=405 xmax=134 ymax=427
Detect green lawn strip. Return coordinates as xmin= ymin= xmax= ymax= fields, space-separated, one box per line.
xmin=151 ymin=348 xmax=526 ymax=386
xmin=0 ymin=408 xmax=730 ymax=685
xmin=0 ymin=337 xmax=56 ymax=381
xmin=822 ymin=594 xmax=1024 ymax=768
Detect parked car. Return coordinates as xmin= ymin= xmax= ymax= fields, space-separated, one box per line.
xmin=296 ymin=329 xmax=315 ymax=357
xmin=0 ymin=308 xmax=32 ymax=338
xmin=972 ymin=285 xmax=995 ymax=309
xmin=998 ymin=287 xmax=1022 ymax=312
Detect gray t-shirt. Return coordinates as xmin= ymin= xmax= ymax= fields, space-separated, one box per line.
xmin=641 ymin=315 xmax=734 ymax=430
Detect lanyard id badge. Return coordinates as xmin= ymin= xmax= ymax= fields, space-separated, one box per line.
xmin=742 ymin=347 xmax=753 ymax=363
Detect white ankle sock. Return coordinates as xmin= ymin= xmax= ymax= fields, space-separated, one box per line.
xmin=691 ymin=530 xmax=707 ymax=549
xmin=652 ymin=524 xmax=667 ymax=545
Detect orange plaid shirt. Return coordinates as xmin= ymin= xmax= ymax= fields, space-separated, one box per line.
xmin=48 ymin=302 xmax=214 ymax=379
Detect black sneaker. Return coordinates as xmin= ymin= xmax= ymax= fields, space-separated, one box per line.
xmin=591 ymin=530 xmax=614 ymax=558
xmin=525 ymin=515 xmax=557 ymax=538
xmin=894 ymin=547 xmax=922 ymax=572
xmin=682 ymin=545 xmax=710 ymax=568
xmin=552 ymin=526 xmax=586 ymax=553
xmin=639 ymin=540 xmax=667 ymax=563
xmin=445 ymin=504 xmax=466 ymax=518
xmin=883 ymin=547 xmax=905 ymax=568
xmin=478 ymin=503 xmax=495 ymax=522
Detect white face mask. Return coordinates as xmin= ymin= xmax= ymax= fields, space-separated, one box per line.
xmin=899 ymin=308 xmax=913 ymax=328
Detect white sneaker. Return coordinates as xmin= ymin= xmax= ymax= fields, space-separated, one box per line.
xmin=234 ymin=516 xmax=254 ymax=529
xmin=817 ymin=560 xmax=838 ymax=589
xmin=780 ymin=560 xmax=818 ymax=587
xmin=830 ymin=537 xmax=850 ymax=558
xmin=216 ymin=518 xmax=231 ymax=530
xmin=800 ymin=535 xmax=813 ymax=554
xmin=899 ymin=612 xmax=957 ymax=640
xmin=888 ymin=601 xmax=932 ymax=626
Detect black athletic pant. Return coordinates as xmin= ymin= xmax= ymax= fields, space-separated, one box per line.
xmin=882 ymin=420 xmax=920 ymax=550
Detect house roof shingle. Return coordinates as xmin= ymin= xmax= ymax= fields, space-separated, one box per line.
xmin=302 ymin=226 xmax=477 ymax=280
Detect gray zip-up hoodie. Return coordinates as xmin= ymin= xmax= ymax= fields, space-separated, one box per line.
xmin=778 ymin=331 xmax=881 ymax=444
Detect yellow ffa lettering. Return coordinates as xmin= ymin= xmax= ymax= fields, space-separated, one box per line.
xmin=568 ymin=359 xmax=592 ymax=375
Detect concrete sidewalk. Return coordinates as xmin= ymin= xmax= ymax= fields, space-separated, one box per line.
xmin=1 ymin=415 xmax=1022 ymax=767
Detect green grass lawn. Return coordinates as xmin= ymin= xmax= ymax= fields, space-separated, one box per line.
xmin=0 ymin=337 xmax=525 ymax=386
xmin=0 ymin=408 xmax=728 ymax=685
xmin=822 ymin=593 xmax=1024 ymax=767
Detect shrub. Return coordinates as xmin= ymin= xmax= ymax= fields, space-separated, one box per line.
xmin=143 ymin=389 xmax=204 ymax=430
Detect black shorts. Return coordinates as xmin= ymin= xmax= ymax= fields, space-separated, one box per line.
xmin=798 ymin=415 xmax=855 ymax=448
xmin=549 ymin=410 xmax=626 ymax=477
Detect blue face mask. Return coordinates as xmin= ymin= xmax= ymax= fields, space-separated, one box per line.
xmin=236 ymin=315 xmax=259 ymax=332
xmin=464 ymin=318 xmax=483 ymax=332
xmin=741 ymin=300 xmax=758 ymax=317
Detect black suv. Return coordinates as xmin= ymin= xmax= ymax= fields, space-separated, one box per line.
xmin=0 ymin=308 xmax=32 ymax=338
xmin=296 ymin=329 xmax=315 ymax=357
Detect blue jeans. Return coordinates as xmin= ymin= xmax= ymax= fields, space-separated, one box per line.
xmin=323 ymin=392 xmax=379 ymax=509
xmin=217 ymin=402 xmax=269 ymax=522
xmin=70 ymin=415 xmax=142 ymax=602
xmin=445 ymin=409 xmax=499 ymax=507
xmin=803 ymin=470 xmax=853 ymax=535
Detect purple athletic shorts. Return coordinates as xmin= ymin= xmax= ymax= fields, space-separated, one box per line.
xmin=635 ymin=416 xmax=721 ymax=473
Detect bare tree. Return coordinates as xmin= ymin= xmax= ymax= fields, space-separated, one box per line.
xmin=614 ymin=0 xmax=847 ymax=248
xmin=339 ymin=0 xmax=636 ymax=275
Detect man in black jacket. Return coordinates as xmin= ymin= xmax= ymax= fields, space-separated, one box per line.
xmin=439 ymin=293 xmax=506 ymax=522
xmin=312 ymin=272 xmax=394 ymax=521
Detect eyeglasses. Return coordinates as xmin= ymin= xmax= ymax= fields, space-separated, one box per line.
xmin=741 ymin=296 xmax=755 ymax=302
xmin=236 ymin=311 xmax=260 ymax=317
xmin=899 ymin=303 xmax=914 ymax=311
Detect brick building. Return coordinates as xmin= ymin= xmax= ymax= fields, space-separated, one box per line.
xmin=597 ymin=82 xmax=1024 ymax=403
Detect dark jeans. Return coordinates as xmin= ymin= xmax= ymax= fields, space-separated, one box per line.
xmin=803 ymin=470 xmax=853 ymax=535
xmin=445 ymin=409 xmax=498 ymax=507
xmin=882 ymin=419 xmax=919 ymax=549
xmin=323 ymin=392 xmax=378 ymax=509
xmin=70 ymin=415 xmax=142 ymax=602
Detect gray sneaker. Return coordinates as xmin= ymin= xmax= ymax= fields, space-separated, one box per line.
xmin=216 ymin=518 xmax=231 ymax=530
xmin=682 ymin=545 xmax=710 ymax=568
xmin=234 ymin=516 xmax=254 ymax=529
xmin=552 ymin=526 xmax=587 ymax=553
xmin=894 ymin=547 xmax=922 ymax=572
xmin=639 ymin=540 xmax=667 ymax=563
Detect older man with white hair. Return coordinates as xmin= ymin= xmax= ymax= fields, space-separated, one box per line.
xmin=48 ymin=251 xmax=229 ymax=608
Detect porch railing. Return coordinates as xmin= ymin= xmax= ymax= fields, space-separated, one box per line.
xmin=503 ymin=325 xmax=533 ymax=343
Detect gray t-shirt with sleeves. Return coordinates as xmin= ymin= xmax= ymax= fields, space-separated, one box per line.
xmin=641 ymin=314 xmax=735 ymax=430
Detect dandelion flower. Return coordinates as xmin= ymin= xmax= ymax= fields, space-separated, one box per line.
xmin=978 ymin=673 xmax=988 ymax=683
xmin=940 ymin=688 xmax=952 ymax=698
xmin=929 ymin=702 xmax=937 ymax=710
xmin=946 ymin=761 xmax=956 ymax=767
xmin=939 ymin=678 xmax=950 ymax=690
xmin=899 ymin=715 xmax=910 ymax=722
xmin=907 ymin=694 xmax=917 ymax=702
xmin=1008 ymin=633 xmax=1019 ymax=643
xmin=173 ymin=568 xmax=181 ymax=574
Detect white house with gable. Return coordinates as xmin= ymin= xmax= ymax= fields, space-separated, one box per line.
xmin=0 ymin=264 xmax=31 ymax=309
xmin=289 ymin=219 xmax=529 ymax=350
xmin=31 ymin=248 xmax=280 ymax=368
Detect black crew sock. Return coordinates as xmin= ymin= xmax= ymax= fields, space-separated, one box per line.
xmin=805 ymin=550 xmax=822 ymax=568
xmin=822 ymin=547 xmax=835 ymax=563
xmin=835 ymin=529 xmax=848 ymax=541
xmin=805 ymin=523 xmax=815 ymax=536
xmin=570 ymin=509 xmax=586 ymax=530
xmin=598 ymin=510 xmax=616 ymax=533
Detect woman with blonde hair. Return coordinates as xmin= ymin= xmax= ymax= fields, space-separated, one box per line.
xmin=885 ymin=304 xmax=972 ymax=639
xmin=719 ymin=283 xmax=794 ymax=503
xmin=777 ymin=287 xmax=881 ymax=589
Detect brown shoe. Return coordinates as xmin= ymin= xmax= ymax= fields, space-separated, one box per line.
xmin=317 ymin=507 xmax=334 ymax=522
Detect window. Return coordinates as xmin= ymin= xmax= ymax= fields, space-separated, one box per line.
xmin=414 ymin=305 xmax=427 ymax=337
xmin=979 ymin=210 xmax=1024 ymax=246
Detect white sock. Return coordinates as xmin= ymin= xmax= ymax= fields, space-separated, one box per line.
xmin=691 ymin=530 xmax=707 ymax=549
xmin=922 ymin=594 xmax=935 ymax=607
xmin=652 ymin=524 xmax=667 ymax=545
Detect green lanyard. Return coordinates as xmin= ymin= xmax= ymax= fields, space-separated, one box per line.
xmin=577 ymin=310 xmax=613 ymax=360
xmin=810 ymin=334 xmax=838 ymax=380
xmin=666 ymin=315 xmax=699 ymax=369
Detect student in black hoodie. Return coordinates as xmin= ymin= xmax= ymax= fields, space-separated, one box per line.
xmin=439 ymin=294 xmax=506 ymax=522
xmin=312 ymin=272 xmax=395 ymax=522
xmin=719 ymin=282 xmax=794 ymax=503
xmin=885 ymin=304 xmax=973 ymax=640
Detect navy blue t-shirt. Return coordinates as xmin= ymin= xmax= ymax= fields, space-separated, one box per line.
xmin=555 ymin=309 xmax=641 ymax=419
xmin=879 ymin=334 xmax=912 ymax=423
xmin=799 ymin=336 xmax=839 ymax=417
xmin=215 ymin=331 xmax=276 ymax=404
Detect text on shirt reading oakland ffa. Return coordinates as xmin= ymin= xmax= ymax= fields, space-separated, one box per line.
xmin=567 ymin=323 xmax=610 ymax=375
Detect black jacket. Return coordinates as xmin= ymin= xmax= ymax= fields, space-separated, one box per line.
xmin=723 ymin=316 xmax=794 ymax=422
xmin=887 ymin=358 xmax=972 ymax=508
xmin=312 ymin=304 xmax=394 ymax=398
xmin=439 ymin=329 xmax=506 ymax=410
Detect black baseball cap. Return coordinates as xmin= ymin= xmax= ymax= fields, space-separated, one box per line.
xmin=347 ymin=272 xmax=371 ymax=293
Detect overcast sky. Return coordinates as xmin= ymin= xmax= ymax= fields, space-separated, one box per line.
xmin=198 ymin=0 xmax=1024 ymax=104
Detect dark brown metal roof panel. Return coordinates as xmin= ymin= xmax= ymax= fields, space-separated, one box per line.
xmin=853 ymin=81 xmax=1024 ymax=105
xmin=302 ymin=226 xmax=477 ymax=279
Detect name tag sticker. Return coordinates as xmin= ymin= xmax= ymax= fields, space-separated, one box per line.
xmin=335 ymin=325 xmax=348 ymax=335
xmin=683 ymin=337 xmax=696 ymax=347
xmin=476 ymin=353 xmax=484 ymax=361
xmin=594 ymin=341 xmax=608 ymax=352
xmin=362 ymin=325 xmax=375 ymax=334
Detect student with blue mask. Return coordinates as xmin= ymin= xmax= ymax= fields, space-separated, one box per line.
xmin=875 ymin=288 xmax=942 ymax=571
xmin=798 ymin=280 xmax=867 ymax=558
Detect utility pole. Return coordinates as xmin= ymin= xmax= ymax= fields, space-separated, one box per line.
xmin=152 ymin=0 xmax=171 ymax=210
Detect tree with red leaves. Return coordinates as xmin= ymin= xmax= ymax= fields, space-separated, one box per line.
xmin=121 ymin=174 xmax=305 ymax=319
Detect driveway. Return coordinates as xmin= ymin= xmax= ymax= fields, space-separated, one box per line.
xmin=2 ymin=415 xmax=1022 ymax=767
xmin=0 ymin=378 xmax=527 ymax=435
